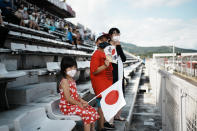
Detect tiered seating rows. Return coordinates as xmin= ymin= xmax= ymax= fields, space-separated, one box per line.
xmin=5 ymin=22 xmax=95 ymax=52
xmin=9 ymin=42 xmax=92 ymax=57
xmin=8 ymin=31 xmax=95 ymax=52
xmin=4 ymin=22 xmax=56 ymax=39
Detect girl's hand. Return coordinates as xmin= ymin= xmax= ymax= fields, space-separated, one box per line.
xmin=82 ymin=101 xmax=88 ymax=107
xmin=77 ymin=102 xmax=84 ymax=108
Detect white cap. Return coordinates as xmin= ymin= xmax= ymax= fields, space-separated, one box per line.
xmin=95 ymin=32 xmax=109 ymax=42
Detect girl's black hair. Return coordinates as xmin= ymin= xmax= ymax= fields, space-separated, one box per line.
xmin=57 ymin=56 xmax=77 ymax=93
xmin=60 ymin=56 xmax=77 ymax=78
xmin=108 ymin=28 xmax=120 ymax=35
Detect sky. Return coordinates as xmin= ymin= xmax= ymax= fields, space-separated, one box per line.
xmin=66 ymin=0 xmax=197 ymax=49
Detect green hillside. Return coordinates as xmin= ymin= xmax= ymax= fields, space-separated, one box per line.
xmin=121 ymin=42 xmax=197 ymax=58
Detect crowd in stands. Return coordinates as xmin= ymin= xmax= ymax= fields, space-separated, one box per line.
xmin=1 ymin=1 xmax=129 ymax=131
xmin=0 ymin=0 xmax=95 ymax=48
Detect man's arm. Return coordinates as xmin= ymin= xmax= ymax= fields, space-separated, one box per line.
xmin=93 ymin=59 xmax=110 ymax=75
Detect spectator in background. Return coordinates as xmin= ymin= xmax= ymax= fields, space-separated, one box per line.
xmin=0 ymin=8 xmax=9 ymax=47
xmin=40 ymin=13 xmax=46 ymax=24
xmin=84 ymin=30 xmax=88 ymax=40
xmin=0 ymin=0 xmax=20 ymax=24
xmin=21 ymin=7 xmax=33 ymax=28
xmin=0 ymin=8 xmax=3 ymax=26
xmin=14 ymin=4 xmax=24 ymax=26
xmin=45 ymin=15 xmax=51 ymax=28
xmin=66 ymin=27 xmax=73 ymax=44
xmin=59 ymin=19 xmax=65 ymax=31
xmin=29 ymin=11 xmax=40 ymax=30
xmin=55 ymin=18 xmax=60 ymax=29
xmin=72 ymin=28 xmax=78 ymax=49
xmin=44 ymin=15 xmax=56 ymax=31
xmin=33 ymin=8 xmax=41 ymax=23
xmin=64 ymin=23 xmax=69 ymax=33
xmin=49 ymin=16 xmax=56 ymax=31
xmin=76 ymin=30 xmax=82 ymax=45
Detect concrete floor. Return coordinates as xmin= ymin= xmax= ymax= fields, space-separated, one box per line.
xmin=129 ymin=68 xmax=162 ymax=131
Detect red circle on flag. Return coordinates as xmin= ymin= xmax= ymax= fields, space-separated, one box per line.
xmin=105 ymin=90 xmax=119 ymax=105
xmin=112 ymin=49 xmax=116 ymax=55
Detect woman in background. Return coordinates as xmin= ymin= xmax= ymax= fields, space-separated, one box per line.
xmin=108 ymin=27 xmax=126 ymax=121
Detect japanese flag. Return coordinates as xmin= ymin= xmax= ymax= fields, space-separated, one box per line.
xmin=104 ymin=45 xmax=118 ymax=64
xmin=100 ymin=79 xmax=126 ymax=122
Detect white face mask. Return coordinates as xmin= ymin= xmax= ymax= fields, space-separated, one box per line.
xmin=112 ymin=36 xmax=120 ymax=41
xmin=67 ymin=69 xmax=77 ymax=77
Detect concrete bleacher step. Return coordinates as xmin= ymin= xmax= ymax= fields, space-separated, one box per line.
xmin=10 ymin=43 xmax=26 ymax=52
xmin=46 ymin=62 xmax=60 ymax=73
xmin=7 ymin=82 xmax=57 ymax=105
xmin=0 ymin=125 xmax=9 ymax=131
xmin=0 ymin=80 xmax=95 ymax=131
xmin=14 ymin=108 xmax=76 ymax=131
xmin=25 ymin=45 xmax=38 ymax=52
xmin=111 ymin=66 xmax=142 ymax=131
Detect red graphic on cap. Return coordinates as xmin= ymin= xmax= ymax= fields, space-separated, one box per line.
xmin=105 ymin=90 xmax=119 ymax=105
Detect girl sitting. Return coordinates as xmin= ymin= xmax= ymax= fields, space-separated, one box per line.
xmin=58 ymin=56 xmax=99 ymax=131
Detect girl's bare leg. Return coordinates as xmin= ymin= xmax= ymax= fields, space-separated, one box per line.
xmin=84 ymin=123 xmax=90 ymax=131
xmin=90 ymin=123 xmax=95 ymax=131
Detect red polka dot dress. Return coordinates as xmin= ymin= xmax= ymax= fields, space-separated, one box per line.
xmin=59 ymin=79 xmax=99 ymax=124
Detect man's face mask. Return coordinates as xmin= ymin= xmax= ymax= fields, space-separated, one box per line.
xmin=98 ymin=42 xmax=110 ymax=49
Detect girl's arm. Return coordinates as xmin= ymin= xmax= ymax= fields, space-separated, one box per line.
xmin=61 ymin=79 xmax=83 ymax=108
xmin=78 ymin=96 xmax=88 ymax=107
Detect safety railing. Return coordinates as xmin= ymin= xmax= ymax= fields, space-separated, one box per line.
xmin=148 ymin=60 xmax=197 ymax=131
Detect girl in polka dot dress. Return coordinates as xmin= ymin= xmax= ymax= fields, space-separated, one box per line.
xmin=58 ymin=56 xmax=99 ymax=131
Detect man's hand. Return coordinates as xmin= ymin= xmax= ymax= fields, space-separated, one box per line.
xmin=115 ymin=41 xmax=120 ymax=45
xmin=104 ymin=59 xmax=110 ymax=67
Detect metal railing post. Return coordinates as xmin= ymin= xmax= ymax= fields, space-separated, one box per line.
xmin=181 ymin=91 xmax=187 ymax=131
xmin=162 ymin=75 xmax=166 ymax=131
xmin=179 ymin=88 xmax=183 ymax=131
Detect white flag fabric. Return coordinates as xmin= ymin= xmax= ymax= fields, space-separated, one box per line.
xmin=104 ymin=45 xmax=118 ymax=64
xmin=118 ymin=56 xmax=123 ymax=80
xmin=100 ymin=79 xmax=126 ymax=122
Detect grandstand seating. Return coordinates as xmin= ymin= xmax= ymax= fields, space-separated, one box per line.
xmin=7 ymin=82 xmax=57 ymax=104
xmin=6 ymin=42 xmax=92 ymax=57
xmin=0 ymin=63 xmax=26 ymax=79
xmin=45 ymin=99 xmax=82 ymax=121
xmin=14 ymin=108 xmax=76 ymax=131
xmin=124 ymin=62 xmax=142 ymax=81
xmin=4 ymin=22 xmax=57 ymax=39
xmin=0 ymin=125 xmax=9 ymax=131
xmin=77 ymin=61 xmax=90 ymax=70
xmin=46 ymin=62 xmax=60 ymax=75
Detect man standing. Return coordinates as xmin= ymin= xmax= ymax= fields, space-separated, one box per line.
xmin=90 ymin=33 xmax=113 ymax=131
